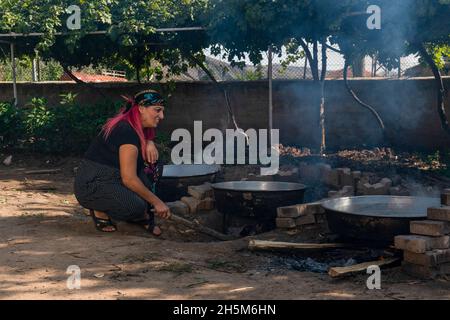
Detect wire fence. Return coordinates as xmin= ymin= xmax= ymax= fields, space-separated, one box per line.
xmin=0 ymin=46 xmax=439 ymax=82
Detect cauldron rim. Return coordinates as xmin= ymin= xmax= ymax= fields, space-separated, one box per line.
xmin=321 ymin=195 xmax=440 ymax=219
xmin=212 ymin=181 xmax=307 ymax=192
xmin=161 ymin=164 xmax=221 ymax=179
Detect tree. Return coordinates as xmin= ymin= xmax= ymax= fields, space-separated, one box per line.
xmin=0 ymin=0 xmax=209 ymax=81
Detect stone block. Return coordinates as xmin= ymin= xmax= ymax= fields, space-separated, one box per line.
xmin=410 ymin=220 xmax=450 ymax=237
xmin=180 ymin=197 xmax=201 ymax=214
xmin=428 ymin=206 xmax=450 ymax=222
xmin=441 ymin=189 xmax=450 ymax=206
xmin=394 ymin=235 xmax=450 ymax=253
xmin=403 ymin=249 xmax=450 ymax=267
xmin=198 ymin=197 xmax=215 ymax=211
xmin=402 ymin=261 xmax=450 ymax=279
xmin=295 ymin=214 xmax=316 ymax=226
xmin=276 ymin=218 xmax=296 ymax=229
xmin=187 ymin=183 xmax=214 ymax=200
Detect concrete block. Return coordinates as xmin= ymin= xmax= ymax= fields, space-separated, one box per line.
xmin=337 ymin=168 xmax=354 ymax=188
xmin=274 ymin=168 xmax=300 ymax=182
xmin=276 ymin=218 xmax=296 ymax=229
xmin=352 ymin=171 xmax=362 ymax=180
xmin=428 ymin=206 xmax=450 ymax=222
xmin=441 ymin=189 xmax=450 ymax=206
xmin=359 ymin=181 xmax=390 ymax=195
xmin=295 ymin=214 xmax=316 ymax=226
xmin=187 ymin=183 xmax=214 ymax=200
xmin=323 ymin=169 xmax=340 ymax=188
xmin=380 ymin=178 xmax=393 ymax=188
xmin=394 ymin=235 xmax=450 ymax=253
xmin=328 ymin=191 xmax=339 ymax=198
xmin=198 ymin=197 xmax=215 ymax=211
xmin=402 ymin=261 xmax=450 ymax=279
xmin=277 ymin=202 xmax=324 ymax=218
xmin=403 ymin=249 xmax=450 ymax=267
xmin=410 ymin=220 xmax=450 ymax=237
xmin=180 ymin=197 xmax=201 ymax=214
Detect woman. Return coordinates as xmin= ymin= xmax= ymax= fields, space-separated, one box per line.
xmin=74 ymin=90 xmax=170 ymax=236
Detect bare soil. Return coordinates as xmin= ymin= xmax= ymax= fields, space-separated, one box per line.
xmin=0 ymin=153 xmax=449 ymax=300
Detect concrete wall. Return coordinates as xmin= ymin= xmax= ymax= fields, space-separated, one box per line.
xmin=1 ymin=77 xmax=449 ymax=151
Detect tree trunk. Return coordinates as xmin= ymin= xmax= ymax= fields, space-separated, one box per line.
xmin=418 ymin=44 xmax=450 ymax=136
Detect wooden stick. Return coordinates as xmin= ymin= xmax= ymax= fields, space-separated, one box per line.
xmin=248 ymin=240 xmax=349 ymax=251
xmin=169 ymin=213 xmax=236 ymax=241
xmin=328 ymin=257 xmax=400 ymax=278
xmin=25 ymin=169 xmax=62 ymax=175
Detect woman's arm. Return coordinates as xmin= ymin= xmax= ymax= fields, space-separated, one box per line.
xmin=145 ymin=140 xmax=159 ymax=164
xmin=119 ymin=144 xmax=169 ymax=219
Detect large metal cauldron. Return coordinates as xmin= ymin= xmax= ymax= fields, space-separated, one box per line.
xmin=212 ymin=181 xmax=306 ymax=231
xmin=157 ymin=164 xmax=221 ymax=202
xmin=321 ymin=196 xmax=440 ymax=244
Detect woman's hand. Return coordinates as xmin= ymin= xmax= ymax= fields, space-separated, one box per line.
xmin=145 ymin=140 xmax=159 ymax=164
xmin=153 ymin=200 xmax=171 ymax=220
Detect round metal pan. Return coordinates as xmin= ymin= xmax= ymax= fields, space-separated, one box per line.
xmin=162 ymin=164 xmax=221 ymax=178
xmin=212 ymin=181 xmax=306 ymax=192
xmin=321 ymin=196 xmax=440 ymax=244
xmin=157 ymin=164 xmax=221 ymax=202
xmin=212 ymin=181 xmax=307 ymax=230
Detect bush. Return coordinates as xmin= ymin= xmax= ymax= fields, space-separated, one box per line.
xmin=0 ymin=101 xmax=23 ymax=148
xmin=0 ymin=96 xmax=172 ymax=160
xmin=0 ymin=97 xmax=120 ymax=154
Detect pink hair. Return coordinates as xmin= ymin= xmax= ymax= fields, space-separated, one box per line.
xmin=102 ymin=96 xmax=155 ymax=159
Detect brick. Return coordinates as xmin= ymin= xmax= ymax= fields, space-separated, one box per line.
xmin=403 ymin=249 xmax=450 ymax=267
xmin=187 ymin=183 xmax=213 ymax=200
xmin=337 ymin=168 xmax=354 ymax=188
xmin=410 ymin=220 xmax=450 ymax=237
xmin=352 ymin=171 xmax=362 ymax=180
xmin=402 ymin=261 xmax=450 ymax=279
xmin=427 ymin=206 xmax=450 ymax=222
xmin=197 ymin=197 xmax=215 ymax=211
xmin=277 ymin=202 xmax=324 ymax=218
xmin=167 ymin=201 xmax=189 ymax=216
xmin=180 ymin=197 xmax=201 ymax=214
xmin=323 ymin=169 xmax=340 ymax=188
xmin=276 ymin=218 xmax=296 ymax=229
xmin=441 ymin=189 xmax=450 ymax=206
xmin=394 ymin=235 xmax=450 ymax=253
xmin=315 ymin=213 xmax=327 ymax=224
xmin=295 ymin=214 xmax=316 ymax=226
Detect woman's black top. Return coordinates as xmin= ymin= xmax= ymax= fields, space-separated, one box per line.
xmin=84 ymin=121 xmax=145 ymax=172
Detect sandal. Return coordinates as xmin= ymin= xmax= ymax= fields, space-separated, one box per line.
xmin=90 ymin=209 xmax=117 ymax=232
xmin=127 ymin=213 xmax=161 ymax=237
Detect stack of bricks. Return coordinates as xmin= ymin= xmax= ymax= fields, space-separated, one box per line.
xmin=276 ymin=202 xmax=326 ymax=229
xmin=395 ymin=189 xmax=450 ymax=279
xmin=175 ymin=182 xmax=216 ymax=215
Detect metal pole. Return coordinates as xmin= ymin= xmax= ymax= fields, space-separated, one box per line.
xmin=10 ymin=42 xmax=17 ymax=106
xmin=268 ymin=46 xmax=273 ymax=149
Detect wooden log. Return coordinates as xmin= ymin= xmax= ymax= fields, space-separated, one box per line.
xmin=25 ymin=169 xmax=62 ymax=175
xmin=168 ymin=212 xmax=236 ymax=241
xmin=248 ymin=240 xmax=349 ymax=251
xmin=328 ymin=257 xmax=400 ymax=278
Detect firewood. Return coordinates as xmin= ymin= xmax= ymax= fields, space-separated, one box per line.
xmin=328 ymin=257 xmax=400 ymax=278
xmin=25 ymin=169 xmax=62 ymax=175
xmin=248 ymin=240 xmax=349 ymax=251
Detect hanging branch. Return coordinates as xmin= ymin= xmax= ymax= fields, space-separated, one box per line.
xmin=298 ymin=39 xmax=319 ymax=81
xmin=343 ymin=59 xmax=386 ymax=134
xmin=417 ymin=44 xmax=450 ymax=136
xmin=189 ymin=54 xmax=242 ymax=134
xmin=319 ymin=39 xmax=327 ymax=154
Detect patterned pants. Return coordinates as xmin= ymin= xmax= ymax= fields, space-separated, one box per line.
xmin=74 ymin=159 xmax=162 ymax=222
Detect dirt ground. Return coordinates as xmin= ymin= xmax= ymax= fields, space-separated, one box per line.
xmin=0 ymin=154 xmax=449 ymax=300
